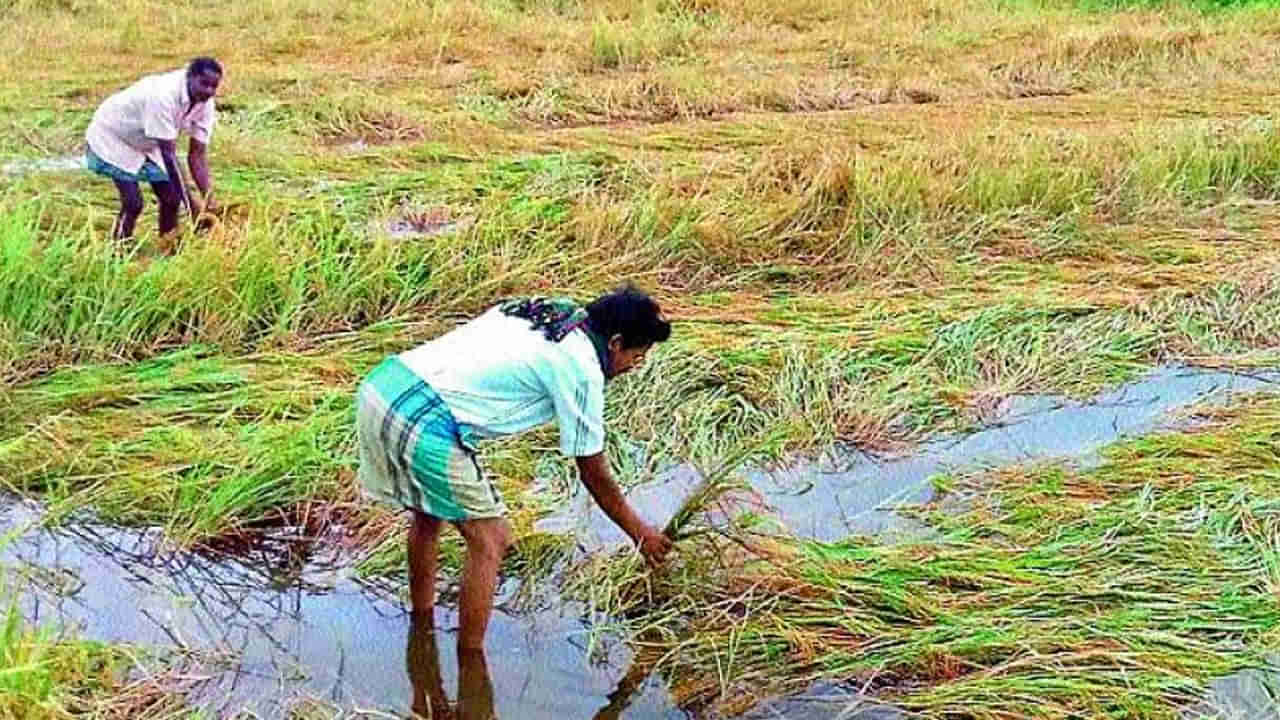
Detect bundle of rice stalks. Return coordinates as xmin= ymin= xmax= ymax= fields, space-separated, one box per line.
xmin=565 ymin=431 xmax=785 ymax=629
xmin=661 ymin=438 xmax=769 ymax=543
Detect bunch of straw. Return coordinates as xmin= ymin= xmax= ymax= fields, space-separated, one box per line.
xmin=661 ymin=439 xmax=766 ymax=543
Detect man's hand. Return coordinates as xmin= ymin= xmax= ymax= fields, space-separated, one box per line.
xmin=193 ymin=195 xmax=217 ymax=233
xmin=634 ymin=524 xmax=673 ymax=568
xmin=576 ymin=453 xmax=674 ymax=569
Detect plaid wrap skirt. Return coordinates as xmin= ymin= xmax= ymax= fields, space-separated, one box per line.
xmin=356 ymin=356 xmax=506 ymax=521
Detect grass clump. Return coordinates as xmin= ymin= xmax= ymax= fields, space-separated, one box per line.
xmin=566 ymin=392 xmax=1280 ymax=717
xmin=0 ymin=347 xmax=368 ymax=545
xmin=588 ymin=9 xmax=702 ymax=70
xmin=0 ymin=603 xmax=197 ymax=719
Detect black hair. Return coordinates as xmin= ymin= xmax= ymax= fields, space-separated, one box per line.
xmin=188 ymin=57 xmax=223 ymax=77
xmin=586 ymin=284 xmax=671 ymax=349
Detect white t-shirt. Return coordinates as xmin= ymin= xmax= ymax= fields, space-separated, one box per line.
xmin=398 ymin=306 xmax=607 ymax=457
xmin=85 ymin=68 xmax=216 ymax=174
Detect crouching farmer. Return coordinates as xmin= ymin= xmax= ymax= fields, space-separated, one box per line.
xmin=356 ymin=285 xmax=674 ymax=650
xmin=85 ymin=57 xmax=221 ymax=239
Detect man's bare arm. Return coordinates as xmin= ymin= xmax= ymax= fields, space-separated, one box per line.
xmin=187 ymin=137 xmax=212 ymax=203
xmin=156 ymin=139 xmax=193 ymax=217
xmin=576 ymin=453 xmax=672 ymax=567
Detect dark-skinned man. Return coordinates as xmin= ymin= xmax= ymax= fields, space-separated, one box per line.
xmin=85 ymin=57 xmax=221 ymax=239
xmin=356 ymin=286 xmax=674 ymax=656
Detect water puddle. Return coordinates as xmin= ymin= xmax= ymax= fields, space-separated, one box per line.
xmin=340 ymin=139 xmax=372 ymax=155
xmin=738 ymin=681 xmax=907 ymax=719
xmin=381 ymin=207 xmax=472 ymax=240
xmin=2 ymin=154 xmax=84 ymax=176
xmin=1186 ymin=656 xmax=1280 ymax=719
xmin=546 ymin=364 xmax=1280 ymax=545
xmin=1 ymin=499 xmax=684 ymax=719
xmin=6 ymin=364 xmax=1278 ymax=718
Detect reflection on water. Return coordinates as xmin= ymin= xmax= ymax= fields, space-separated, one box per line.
xmin=404 ymin=611 xmax=664 ymax=720
xmin=1186 ymin=655 xmax=1280 ymax=720
xmin=738 ymin=681 xmax=906 ymax=720
xmin=0 ymin=498 xmax=684 ymax=720
xmin=406 ymin=614 xmax=497 ymax=720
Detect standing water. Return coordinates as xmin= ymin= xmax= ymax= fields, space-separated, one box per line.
xmin=547 ymin=365 xmax=1280 ymax=545
xmin=5 ymin=364 xmax=1278 ymax=718
xmin=1 ymin=154 xmax=84 ymax=175
xmin=1 ymin=497 xmax=684 ymax=719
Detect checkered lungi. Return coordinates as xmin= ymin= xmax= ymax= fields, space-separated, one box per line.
xmin=356 ymin=356 xmax=506 ymax=521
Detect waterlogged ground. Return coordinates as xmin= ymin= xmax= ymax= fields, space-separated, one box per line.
xmin=2 ymin=499 xmax=683 ymax=719
xmin=5 ymin=0 xmax=1280 ymax=717
xmin=546 ymin=365 xmax=1280 ymax=545
xmin=4 ymin=366 xmax=1279 ymax=717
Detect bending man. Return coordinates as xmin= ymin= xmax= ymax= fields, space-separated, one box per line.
xmin=356 ymin=285 xmax=674 ymax=650
xmin=85 ymin=57 xmax=221 ymax=239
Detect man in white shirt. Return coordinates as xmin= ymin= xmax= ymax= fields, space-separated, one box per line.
xmin=85 ymin=57 xmax=221 ymax=239
xmin=356 ymin=285 xmax=674 ymax=651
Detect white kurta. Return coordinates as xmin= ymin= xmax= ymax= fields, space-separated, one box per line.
xmin=85 ymin=68 xmax=216 ymax=173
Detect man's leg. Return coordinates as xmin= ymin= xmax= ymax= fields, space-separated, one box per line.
xmin=456 ymin=648 xmax=496 ymax=720
xmin=111 ymin=180 xmax=143 ymax=239
xmin=150 ymin=180 xmax=181 ymax=235
xmin=409 ymin=510 xmax=444 ymax=614
xmin=406 ymin=611 xmax=453 ymax=719
xmin=453 ymin=517 xmax=513 ymax=651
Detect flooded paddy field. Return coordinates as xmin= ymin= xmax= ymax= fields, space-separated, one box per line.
xmin=4 ymin=364 xmax=1278 ymax=717
xmin=6 ymin=0 xmax=1280 ymax=717
xmin=2 ymin=497 xmax=682 ymax=719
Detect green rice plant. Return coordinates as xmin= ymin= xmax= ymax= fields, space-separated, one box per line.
xmin=588 ymin=6 xmax=701 ymax=70
xmin=567 ymin=393 xmax=1280 ymax=717
xmin=0 ymin=595 xmax=198 ymax=719
xmin=662 ymin=430 xmax=783 ymax=541
xmin=0 ymin=347 xmax=365 ymax=544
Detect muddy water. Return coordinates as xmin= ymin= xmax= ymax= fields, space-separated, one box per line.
xmin=546 ymin=365 xmax=1280 ymax=546
xmin=1 ymin=499 xmax=684 ymax=719
xmin=5 ymin=364 xmax=1278 ymax=718
xmin=739 ymin=681 xmax=907 ymax=719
